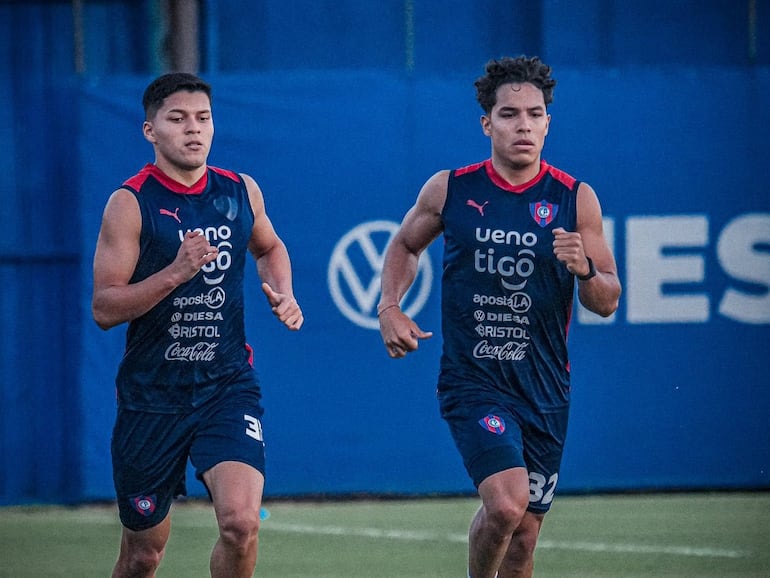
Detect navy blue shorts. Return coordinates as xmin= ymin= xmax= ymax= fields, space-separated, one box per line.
xmin=111 ymin=385 xmax=265 ymax=531
xmin=439 ymin=392 xmax=568 ymax=513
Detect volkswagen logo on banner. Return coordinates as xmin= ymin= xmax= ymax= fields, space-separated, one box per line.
xmin=328 ymin=220 xmax=433 ymax=329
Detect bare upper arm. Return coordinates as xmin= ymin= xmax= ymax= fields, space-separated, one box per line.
xmin=395 ymin=170 xmax=448 ymax=255
xmin=242 ymin=173 xmax=282 ymax=259
xmin=92 ymin=188 xmax=142 ymax=289
xmin=576 ymin=182 xmax=617 ymax=274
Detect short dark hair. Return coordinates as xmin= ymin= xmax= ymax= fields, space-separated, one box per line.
xmin=142 ymin=72 xmax=212 ymax=120
xmin=474 ymin=56 xmax=556 ymax=114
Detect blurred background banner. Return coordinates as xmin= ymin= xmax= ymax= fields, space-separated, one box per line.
xmin=1 ymin=0 xmax=768 ymax=505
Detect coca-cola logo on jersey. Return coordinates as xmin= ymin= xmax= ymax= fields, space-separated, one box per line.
xmin=164 ymin=342 xmax=218 ymax=362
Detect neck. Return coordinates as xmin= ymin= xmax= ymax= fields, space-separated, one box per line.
xmin=153 ymin=159 xmax=207 ymax=187
xmin=490 ymin=157 xmax=542 ymax=187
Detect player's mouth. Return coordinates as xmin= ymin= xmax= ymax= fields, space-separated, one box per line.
xmin=513 ymin=138 xmax=534 ymax=147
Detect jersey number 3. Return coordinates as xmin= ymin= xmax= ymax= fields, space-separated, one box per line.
xmin=244 ymin=414 xmax=264 ymax=442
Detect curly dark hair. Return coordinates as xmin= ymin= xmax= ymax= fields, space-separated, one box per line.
xmin=474 ymin=56 xmax=556 ymax=114
xmin=142 ymin=72 xmax=212 ymax=120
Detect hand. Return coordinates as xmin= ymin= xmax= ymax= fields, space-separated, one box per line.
xmin=173 ymin=230 xmax=219 ymax=282
xmin=261 ymin=282 xmax=304 ymax=330
xmin=552 ymin=227 xmax=591 ymax=278
xmin=378 ymin=306 xmax=432 ymax=358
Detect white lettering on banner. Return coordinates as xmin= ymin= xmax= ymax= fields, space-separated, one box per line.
xmin=328 ymin=214 xmax=770 ymax=329
xmin=627 ymin=216 xmax=710 ymax=323
xmin=625 ymin=213 xmax=770 ymax=324
xmin=717 ymin=214 xmax=770 ymax=324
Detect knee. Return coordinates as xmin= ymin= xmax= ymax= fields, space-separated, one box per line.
xmin=118 ymin=544 xmax=165 ymax=576
xmin=484 ymin=498 xmax=528 ymax=536
xmin=218 ymin=508 xmax=260 ymax=551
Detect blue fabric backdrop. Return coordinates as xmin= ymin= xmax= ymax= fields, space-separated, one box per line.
xmin=70 ymin=69 xmax=770 ymax=501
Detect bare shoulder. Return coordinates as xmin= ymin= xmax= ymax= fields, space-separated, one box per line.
xmin=238 ymin=172 xmax=262 ymax=195
xmin=576 ymin=181 xmax=604 ymax=231
xmin=104 ymin=187 xmax=139 ymax=212
xmin=100 ymin=188 xmax=140 ymax=231
xmin=576 ymin=181 xmax=617 ymax=274
xmin=93 ymin=188 xmax=142 ymax=283
xmin=239 ymin=172 xmax=266 ymax=215
xmin=394 ymin=171 xmax=449 ymax=251
xmin=239 ymin=172 xmax=259 ymax=189
xmin=415 ymin=170 xmax=450 ymax=214
xmin=577 ymin=181 xmax=600 ymax=204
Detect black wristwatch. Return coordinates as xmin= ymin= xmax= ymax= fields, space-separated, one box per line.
xmin=577 ymin=257 xmax=596 ymax=281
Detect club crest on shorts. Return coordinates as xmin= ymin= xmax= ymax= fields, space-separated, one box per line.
xmin=530 ymin=200 xmax=558 ymax=227
xmin=131 ymin=494 xmax=157 ymax=517
xmin=479 ymin=415 xmax=506 ymax=435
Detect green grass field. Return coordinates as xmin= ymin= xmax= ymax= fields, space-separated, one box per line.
xmin=0 ymin=492 xmax=767 ymax=577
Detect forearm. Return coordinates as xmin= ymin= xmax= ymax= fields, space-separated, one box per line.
xmin=379 ymin=244 xmax=420 ymax=312
xmin=92 ymin=267 xmax=182 ymax=330
xmin=256 ymin=242 xmax=294 ymax=296
xmin=577 ymin=271 xmax=621 ymax=317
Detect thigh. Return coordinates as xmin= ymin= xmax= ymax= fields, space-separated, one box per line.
xmin=477 ymin=465 xmax=532 ymax=512
xmin=204 ymin=460 xmax=265 ymax=521
xmin=440 ymin=395 xmax=526 ymax=489
xmin=190 ymin=387 xmax=266 ymax=485
xmin=112 ymin=409 xmax=191 ymax=531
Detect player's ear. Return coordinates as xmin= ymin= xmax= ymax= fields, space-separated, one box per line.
xmin=142 ymin=120 xmax=156 ymax=143
xmin=480 ymin=114 xmax=491 ymax=136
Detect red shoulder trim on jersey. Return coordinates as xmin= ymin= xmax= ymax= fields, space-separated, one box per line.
xmin=454 ymin=159 xmax=578 ymax=194
xmin=122 ymin=163 xmax=155 ymax=192
xmin=209 ymin=165 xmax=242 ymax=183
xmin=545 ymin=163 xmax=578 ymax=190
xmin=454 ymin=160 xmax=487 ymax=177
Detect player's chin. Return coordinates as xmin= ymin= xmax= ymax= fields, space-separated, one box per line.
xmin=177 ymin=154 xmax=207 ymax=170
xmin=506 ymin=152 xmax=538 ymax=168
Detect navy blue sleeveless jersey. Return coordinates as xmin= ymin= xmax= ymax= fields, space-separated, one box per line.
xmin=116 ymin=164 xmax=258 ymax=412
xmin=438 ymin=159 xmax=579 ymax=411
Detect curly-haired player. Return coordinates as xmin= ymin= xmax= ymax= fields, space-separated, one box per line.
xmin=378 ymin=56 xmax=621 ymax=577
